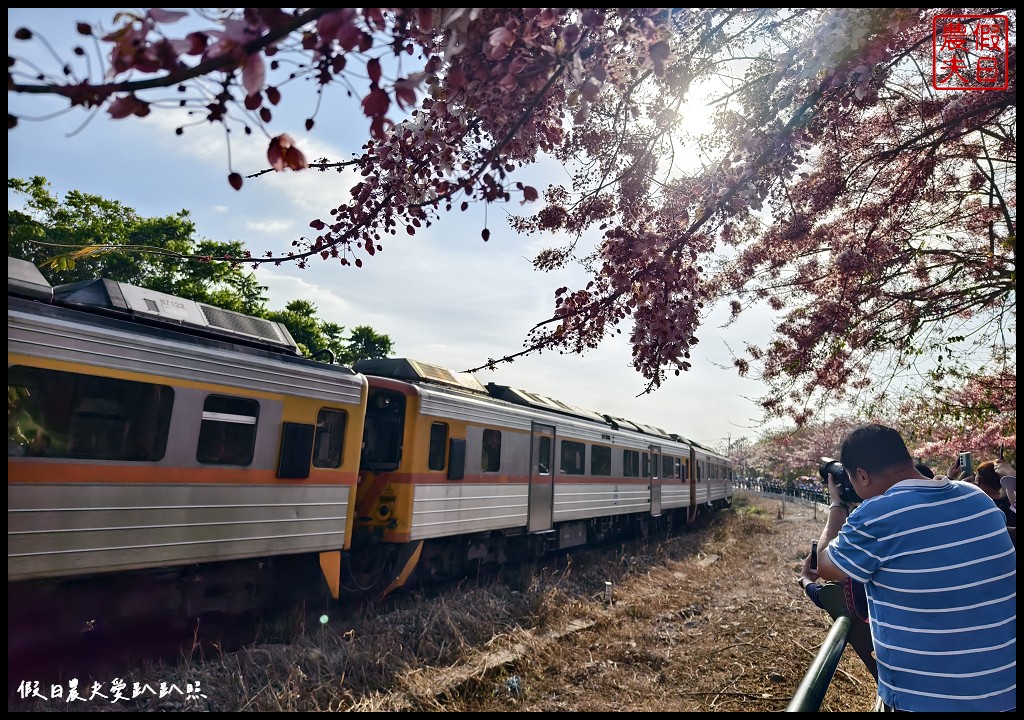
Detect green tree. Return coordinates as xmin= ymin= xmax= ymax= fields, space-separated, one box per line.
xmin=8 ymin=176 xmax=266 ymax=315
xmin=8 ymin=176 xmax=396 ymax=364
xmin=339 ymin=325 xmax=395 ymax=365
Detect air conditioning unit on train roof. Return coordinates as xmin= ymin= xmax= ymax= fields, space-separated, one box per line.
xmin=636 ymin=421 xmax=672 ymax=437
xmin=604 ymin=415 xmax=643 ymax=433
xmin=8 ymin=256 xmax=53 ymax=301
xmin=487 ymin=383 xmax=609 ymax=424
xmin=353 ymin=358 xmax=489 ymax=393
xmin=605 ymin=415 xmax=674 ymax=441
xmin=49 ymin=278 xmax=300 ymax=353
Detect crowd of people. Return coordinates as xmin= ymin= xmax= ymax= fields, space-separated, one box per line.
xmin=733 ymin=475 xmax=830 ymax=503
xmin=802 ymin=426 xmax=1016 ymax=713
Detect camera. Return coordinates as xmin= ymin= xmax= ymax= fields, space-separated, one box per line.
xmin=818 ymin=457 xmax=862 ymax=505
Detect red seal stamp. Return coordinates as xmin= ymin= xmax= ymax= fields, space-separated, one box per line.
xmin=932 ymin=14 xmax=1009 ymax=91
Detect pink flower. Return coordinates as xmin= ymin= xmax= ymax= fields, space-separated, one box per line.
xmin=267 ymin=134 xmax=308 ymax=172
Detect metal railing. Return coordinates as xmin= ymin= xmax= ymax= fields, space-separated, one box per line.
xmin=785 ymin=615 xmax=853 ymax=712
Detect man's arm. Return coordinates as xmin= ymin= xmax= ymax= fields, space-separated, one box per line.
xmin=815 ymin=475 xmax=853 ymax=582
xmin=815 ymin=504 xmax=851 ymax=581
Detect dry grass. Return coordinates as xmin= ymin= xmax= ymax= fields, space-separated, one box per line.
xmin=10 ymin=493 xmax=877 ymax=712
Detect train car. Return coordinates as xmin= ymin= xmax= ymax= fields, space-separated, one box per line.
xmin=343 ymin=358 xmax=734 ymax=593
xmin=7 ymin=257 xmax=367 ymax=643
xmin=691 ymin=441 xmax=734 ymax=509
xmin=8 ymin=256 xmax=733 ymax=656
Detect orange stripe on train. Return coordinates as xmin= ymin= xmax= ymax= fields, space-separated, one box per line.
xmin=7 ymin=460 xmax=357 ymax=486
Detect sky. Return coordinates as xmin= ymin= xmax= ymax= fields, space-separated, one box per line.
xmin=7 ymin=8 xmax=780 ymax=452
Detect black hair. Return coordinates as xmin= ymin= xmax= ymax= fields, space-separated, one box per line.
xmin=839 ymin=423 xmax=913 ymax=475
xmin=914 ymin=462 xmax=935 ymax=479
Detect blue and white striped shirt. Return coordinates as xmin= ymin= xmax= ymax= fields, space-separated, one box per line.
xmin=827 ymin=477 xmax=1016 ymax=712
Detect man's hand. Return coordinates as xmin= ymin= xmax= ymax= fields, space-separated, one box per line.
xmin=826 ymin=473 xmax=844 ymax=505
xmin=995 ymin=459 xmax=1015 ymax=477
xmin=800 ymin=553 xmax=820 ymax=584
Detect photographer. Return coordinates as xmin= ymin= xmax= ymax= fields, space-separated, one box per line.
xmin=815 ymin=424 xmax=1016 ymax=713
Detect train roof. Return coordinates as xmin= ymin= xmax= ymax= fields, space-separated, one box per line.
xmin=486 ymin=382 xmax=609 ymax=425
xmin=354 ymin=357 xmax=714 ymax=448
xmin=7 ymin=255 xmax=733 ymax=458
xmin=353 ymin=358 xmax=489 ymax=394
xmin=8 ymin=256 xmax=301 ymax=355
xmin=482 ymin=389 xmax=682 ymax=443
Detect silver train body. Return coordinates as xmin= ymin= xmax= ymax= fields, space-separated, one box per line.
xmin=7 ymin=256 xmax=733 ymax=608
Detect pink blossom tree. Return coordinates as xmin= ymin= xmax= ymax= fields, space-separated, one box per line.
xmin=8 ymin=8 xmax=1015 ymax=447
xmin=889 ymin=363 xmax=1016 ymax=463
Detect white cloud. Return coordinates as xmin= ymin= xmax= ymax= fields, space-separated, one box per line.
xmin=245 ymin=219 xmax=292 ymax=235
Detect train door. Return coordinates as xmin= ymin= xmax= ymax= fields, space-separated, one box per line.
xmin=688 ymin=446 xmax=698 ymax=523
xmin=649 ymin=444 xmax=662 ymax=517
xmin=527 ymin=422 xmax=555 ymax=533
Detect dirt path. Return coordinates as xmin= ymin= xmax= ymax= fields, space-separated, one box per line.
xmin=428 ymin=493 xmax=878 ymax=712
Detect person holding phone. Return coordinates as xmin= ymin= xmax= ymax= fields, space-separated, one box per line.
xmin=814 ymin=424 xmax=1016 ymax=713
xmin=975 ymin=461 xmax=1015 ymax=546
xmin=999 ymin=472 xmax=1016 ymax=513
xmin=945 ymin=452 xmax=975 ymax=481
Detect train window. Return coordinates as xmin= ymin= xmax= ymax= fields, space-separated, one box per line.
xmin=428 ymin=422 xmax=448 ymax=471
xmin=312 ymin=408 xmax=346 ymax=469
xmin=642 ymin=452 xmax=650 ymax=478
xmin=591 ymin=445 xmax=611 ymax=476
xmin=279 ymin=422 xmax=315 ymax=479
xmin=697 ymin=462 xmax=702 ymax=482
xmin=537 ymin=436 xmax=551 ymax=474
xmin=662 ymin=455 xmax=675 ymax=480
xmin=361 ymin=389 xmax=405 ymax=472
xmin=623 ymin=449 xmax=640 ymax=477
xmin=197 ymin=395 xmax=258 ymax=465
xmin=8 ymin=366 xmax=173 ymax=461
xmin=448 ymin=438 xmax=466 ymax=479
xmin=481 ymin=429 xmax=501 ymax=472
xmin=681 ymin=461 xmax=689 ymax=481
xmin=560 ymin=440 xmax=585 ymax=475
xmin=675 ymin=458 xmax=682 ymax=480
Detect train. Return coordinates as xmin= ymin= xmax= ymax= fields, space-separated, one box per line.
xmin=7 ymin=255 xmax=733 ymax=647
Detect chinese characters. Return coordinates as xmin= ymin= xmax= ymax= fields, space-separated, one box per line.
xmin=933 ymin=15 xmax=1009 ymax=90
xmin=16 ymin=678 xmax=207 ymax=704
